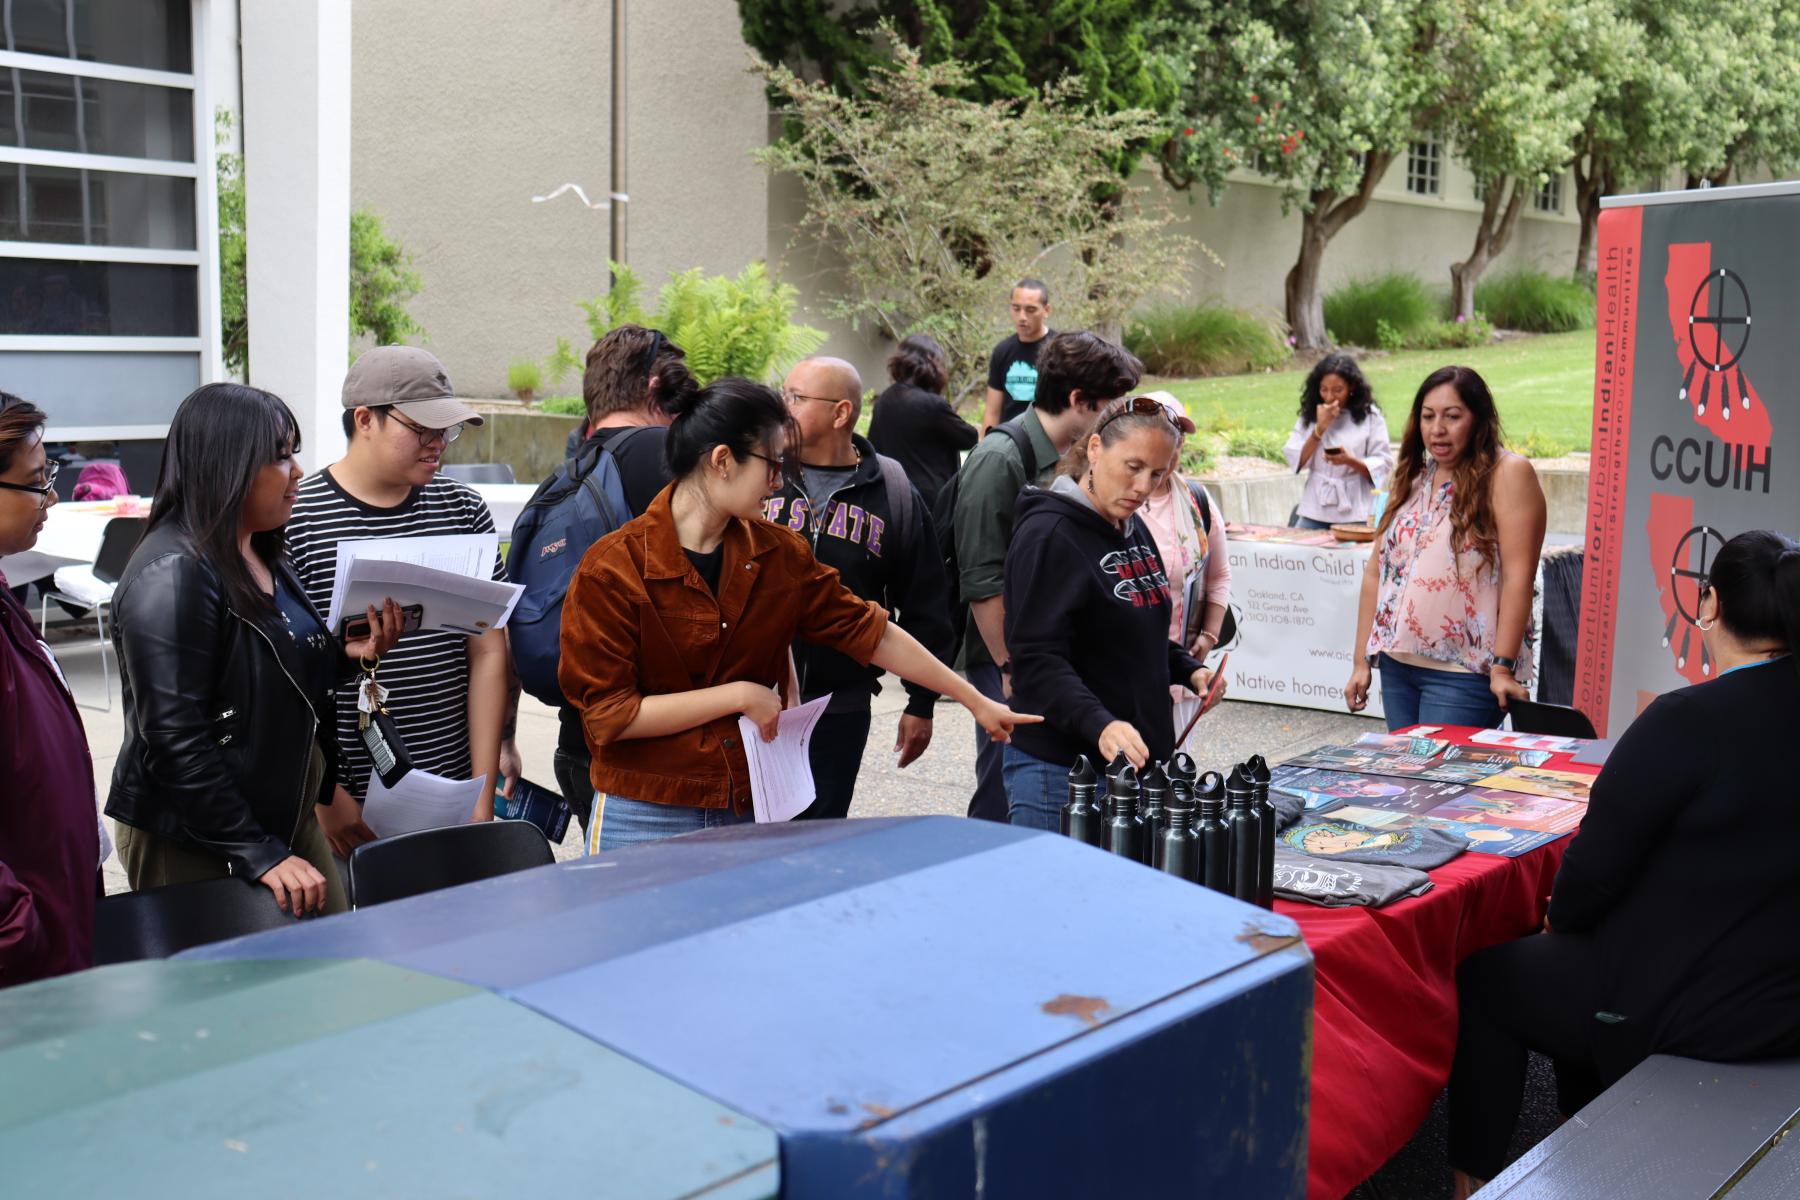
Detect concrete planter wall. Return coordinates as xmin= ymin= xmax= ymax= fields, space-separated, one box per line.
xmin=445 ymin=406 xmax=582 ymax=484
xmin=1196 ymin=462 xmax=1590 ymax=535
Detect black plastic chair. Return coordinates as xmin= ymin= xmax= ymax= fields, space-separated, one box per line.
xmin=1507 ymin=697 xmax=1600 ymax=740
xmin=440 ymin=462 xmax=515 ymax=484
xmin=346 ymin=819 xmax=554 ymax=908
xmin=93 ymin=876 xmax=297 ymax=964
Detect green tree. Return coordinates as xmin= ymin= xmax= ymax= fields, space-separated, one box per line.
xmin=739 ymin=0 xmax=1175 ymax=172
xmin=1444 ymin=1 xmax=1598 ymax=319
xmin=753 ymin=38 xmax=1194 ymax=403
xmin=572 ymin=261 xmax=825 ymax=386
xmin=216 ymin=109 xmax=423 ymax=376
xmin=1161 ymin=0 xmax=1450 ymax=351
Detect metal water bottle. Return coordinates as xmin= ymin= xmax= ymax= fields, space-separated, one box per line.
xmin=1225 ymin=764 xmax=1261 ymax=903
xmin=1104 ymin=764 xmax=1145 ymax=863
xmin=1248 ymin=754 xmax=1277 ymax=910
xmin=1157 ymin=784 xmax=1201 ymax=883
xmin=1062 ymin=754 xmax=1104 ymax=848
xmin=1195 ymin=771 xmax=1229 ymax=893
xmin=1167 ymin=751 xmax=1198 ymax=788
xmin=1138 ymin=762 xmax=1170 ymax=866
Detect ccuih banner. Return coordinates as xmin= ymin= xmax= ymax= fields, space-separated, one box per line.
xmin=1576 ymin=183 xmax=1799 ymax=734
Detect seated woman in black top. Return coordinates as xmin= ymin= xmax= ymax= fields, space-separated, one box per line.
xmin=106 ymin=384 xmax=401 ymax=917
xmin=999 ymin=396 xmax=1221 ymax=831
xmin=868 ymin=333 xmax=977 ymax=515
xmin=1446 ymin=529 xmax=1800 ymax=1195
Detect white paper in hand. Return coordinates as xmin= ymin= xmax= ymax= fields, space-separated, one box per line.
xmin=361 ymin=768 xmax=487 ymax=838
xmin=737 ymin=692 xmax=831 ymax=823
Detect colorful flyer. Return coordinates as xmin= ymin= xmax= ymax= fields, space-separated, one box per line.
xmin=1429 ymin=790 xmax=1588 ymax=834
xmin=1285 ymin=745 xmax=1502 ymax=785
xmin=1477 ymin=767 xmax=1595 ymax=803
xmin=1331 ymin=805 xmax=1568 ymax=857
xmin=1438 ymin=745 xmax=1554 ymax=770
xmin=1353 ymin=733 xmax=1450 ymax=758
xmin=1468 ymin=729 xmax=1583 ymax=754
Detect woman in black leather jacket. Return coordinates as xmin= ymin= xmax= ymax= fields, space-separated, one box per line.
xmin=106 ymin=384 xmax=400 ymax=916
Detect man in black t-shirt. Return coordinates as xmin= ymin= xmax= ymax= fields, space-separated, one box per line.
xmin=982 ymin=278 xmax=1054 ymax=432
xmin=516 ymin=325 xmax=695 ymax=835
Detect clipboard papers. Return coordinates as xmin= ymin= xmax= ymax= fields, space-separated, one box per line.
xmin=326 ymin=533 xmax=524 ymax=637
xmin=736 ymin=693 xmax=831 ymax=823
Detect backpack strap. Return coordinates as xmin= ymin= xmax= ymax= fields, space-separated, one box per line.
xmin=1186 ymin=478 xmax=1213 ymax=534
xmin=993 ymin=420 xmax=1038 ymax=481
xmin=875 ymin=453 xmax=915 ymax=561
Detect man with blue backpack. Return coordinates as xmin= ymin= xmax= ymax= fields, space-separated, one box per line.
xmin=506 ymin=326 xmax=696 ymax=836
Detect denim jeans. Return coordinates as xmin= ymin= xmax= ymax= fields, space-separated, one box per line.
xmin=967 ymin=662 xmax=1010 ymax=823
xmin=1002 ymin=744 xmax=1077 ymax=832
xmin=586 ymin=793 xmax=753 ymax=854
xmin=1377 ymin=653 xmax=1503 ymax=731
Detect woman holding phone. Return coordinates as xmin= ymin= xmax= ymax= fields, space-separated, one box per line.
xmin=1284 ymin=353 xmax=1394 ymax=529
xmin=558 ymin=376 xmax=1038 ymax=851
xmin=106 ymin=384 xmax=401 ymax=916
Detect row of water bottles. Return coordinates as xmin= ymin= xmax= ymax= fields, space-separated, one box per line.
xmin=1061 ymin=751 xmax=1277 ymax=910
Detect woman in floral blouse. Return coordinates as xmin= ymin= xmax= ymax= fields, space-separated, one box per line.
xmin=1344 ymin=366 xmax=1546 ymax=731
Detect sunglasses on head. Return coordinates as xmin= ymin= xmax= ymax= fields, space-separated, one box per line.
xmin=1094 ymin=395 xmax=1182 ymax=436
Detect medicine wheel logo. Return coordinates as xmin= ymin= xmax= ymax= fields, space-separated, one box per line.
xmin=1683 ymin=268 xmax=1752 ymax=421
xmin=1663 ymin=524 xmax=1727 ymax=675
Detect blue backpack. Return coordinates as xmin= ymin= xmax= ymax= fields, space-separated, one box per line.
xmin=505 ymin=428 xmax=650 ymax=707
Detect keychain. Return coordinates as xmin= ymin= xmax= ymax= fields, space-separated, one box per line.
xmin=356 ymin=655 xmax=414 ymax=787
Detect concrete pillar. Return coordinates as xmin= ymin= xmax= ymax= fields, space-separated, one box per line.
xmin=241 ymin=0 xmax=352 ymax=471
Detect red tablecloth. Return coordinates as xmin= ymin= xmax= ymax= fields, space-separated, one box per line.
xmin=1285 ymin=726 xmax=1600 ymax=1200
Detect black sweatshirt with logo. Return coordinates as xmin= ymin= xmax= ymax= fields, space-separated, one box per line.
xmin=1003 ymin=477 xmax=1204 ymax=768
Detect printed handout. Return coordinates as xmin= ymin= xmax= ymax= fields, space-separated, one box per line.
xmin=738 ymin=692 xmax=831 ymax=823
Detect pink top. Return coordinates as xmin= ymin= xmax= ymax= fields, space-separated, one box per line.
xmin=1140 ymin=477 xmax=1232 ymax=646
xmin=1366 ymin=461 xmax=1533 ymax=682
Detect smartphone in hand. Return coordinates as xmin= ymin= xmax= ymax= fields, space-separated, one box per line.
xmin=341 ymin=603 xmax=425 ymax=642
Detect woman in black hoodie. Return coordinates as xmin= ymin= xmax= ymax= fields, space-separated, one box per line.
xmin=1001 ymin=396 xmax=1221 ymax=830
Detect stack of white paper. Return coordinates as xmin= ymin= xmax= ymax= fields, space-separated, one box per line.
xmin=326 ymin=532 xmax=523 ymax=636
xmin=736 ymin=692 xmax=831 ymax=823
xmin=361 ymin=768 xmax=487 ymax=838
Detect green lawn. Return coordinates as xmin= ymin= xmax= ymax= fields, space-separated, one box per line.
xmin=1154 ymin=329 xmax=1597 ymax=457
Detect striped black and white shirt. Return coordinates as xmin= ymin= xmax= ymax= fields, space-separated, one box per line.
xmin=285 ymin=468 xmax=505 ymax=801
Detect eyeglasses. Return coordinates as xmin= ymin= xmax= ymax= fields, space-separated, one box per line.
xmin=0 ymin=459 xmax=58 ymax=506
xmin=1094 ymin=395 xmax=1182 ymax=437
xmin=743 ymin=450 xmax=790 ymax=484
xmin=387 ymin=409 xmax=464 ymax=446
xmin=782 ymin=387 xmax=845 ymax=408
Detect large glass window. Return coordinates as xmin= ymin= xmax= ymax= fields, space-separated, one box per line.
xmin=3 ymin=0 xmax=192 ymax=73
xmin=0 ymin=70 xmax=194 ymax=161
xmin=0 ymin=164 xmax=195 ymax=247
xmin=0 ymin=257 xmax=196 ymax=335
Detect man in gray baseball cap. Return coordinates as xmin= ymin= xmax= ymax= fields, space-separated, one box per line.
xmin=340 ymin=344 xmax=485 ymax=433
xmin=284 ymin=345 xmax=512 ymax=869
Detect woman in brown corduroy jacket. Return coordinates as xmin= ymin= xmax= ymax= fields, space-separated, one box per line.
xmin=560 ymin=376 xmax=1038 ymax=851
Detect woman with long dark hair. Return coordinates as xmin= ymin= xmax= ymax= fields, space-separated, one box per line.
xmin=559 ymin=376 xmax=1037 ymax=851
xmin=106 ymin=384 xmax=401 ymax=915
xmin=1344 ymin=365 xmax=1545 ymax=730
xmin=1446 ymin=529 xmax=1800 ymax=1197
xmin=1283 ymin=352 xmax=1394 ymax=529
xmin=0 ymin=392 xmax=99 ymax=985
xmin=868 ymin=332 xmax=978 ymax=514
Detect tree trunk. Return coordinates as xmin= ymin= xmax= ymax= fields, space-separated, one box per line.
xmin=1285 ymin=151 xmax=1396 ymax=351
xmin=1571 ymin=154 xmax=1610 ymax=280
xmin=1450 ymin=177 xmax=1527 ymax=320
xmin=1285 ymin=209 xmax=1332 ymax=350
